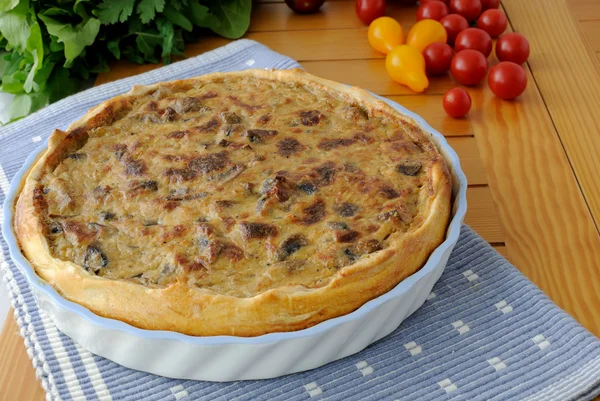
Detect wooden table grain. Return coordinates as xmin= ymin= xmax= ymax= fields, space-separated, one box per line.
xmin=1 ymin=0 xmax=599 ymax=399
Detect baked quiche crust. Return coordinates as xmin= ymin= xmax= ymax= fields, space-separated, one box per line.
xmin=14 ymin=69 xmax=451 ymax=336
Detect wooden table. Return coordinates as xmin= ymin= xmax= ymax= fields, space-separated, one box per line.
xmin=2 ymin=0 xmax=600 ymax=399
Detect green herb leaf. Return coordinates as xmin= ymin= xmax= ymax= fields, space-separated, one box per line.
xmin=123 ymin=46 xmax=144 ymax=64
xmin=206 ymin=0 xmax=251 ymax=39
xmin=135 ymin=32 xmax=161 ymax=63
xmin=107 ymin=38 xmax=120 ymax=59
xmin=95 ymin=0 xmax=135 ymax=24
xmin=46 ymin=66 xmax=79 ymax=103
xmin=39 ymin=15 xmax=101 ymax=66
xmin=137 ymin=0 xmax=165 ymax=24
xmin=162 ymin=5 xmax=193 ymax=32
xmin=156 ymin=17 xmax=173 ymax=63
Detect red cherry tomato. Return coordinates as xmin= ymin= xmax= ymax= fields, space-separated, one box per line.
xmin=443 ymin=88 xmax=471 ymax=117
xmin=455 ymin=27 xmax=492 ymax=57
xmin=481 ymin=0 xmax=500 ymax=10
xmin=450 ymin=49 xmax=488 ymax=85
xmin=496 ymin=33 xmax=530 ymax=65
xmin=356 ymin=0 xmax=386 ymax=25
xmin=421 ymin=0 xmax=450 ymax=4
xmin=488 ymin=61 xmax=527 ymax=100
xmin=477 ymin=9 xmax=507 ymax=37
xmin=423 ymin=42 xmax=454 ymax=75
xmin=449 ymin=0 xmax=482 ymax=21
xmin=440 ymin=14 xmax=469 ymax=45
xmin=417 ymin=1 xmax=449 ymax=21
xmin=285 ymin=0 xmax=325 ymax=13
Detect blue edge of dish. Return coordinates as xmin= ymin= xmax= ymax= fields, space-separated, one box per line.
xmin=2 ymin=93 xmax=469 ymax=346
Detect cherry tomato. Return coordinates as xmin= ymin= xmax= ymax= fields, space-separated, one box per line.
xmin=368 ymin=17 xmax=404 ymax=54
xmin=440 ymin=14 xmax=469 ymax=45
xmin=488 ymin=61 xmax=527 ymax=100
xmin=406 ymin=19 xmax=448 ymax=52
xmin=449 ymin=0 xmax=482 ymax=21
xmin=481 ymin=0 xmax=500 ymax=10
xmin=477 ymin=9 xmax=507 ymax=37
xmin=417 ymin=1 xmax=449 ymax=21
xmin=450 ymin=49 xmax=488 ymax=85
xmin=443 ymin=88 xmax=471 ymax=117
xmin=356 ymin=0 xmax=386 ymax=25
xmin=496 ymin=33 xmax=530 ymax=65
xmin=423 ymin=42 xmax=454 ymax=75
xmin=421 ymin=0 xmax=450 ymax=4
xmin=455 ymin=27 xmax=492 ymax=57
xmin=285 ymin=0 xmax=325 ymax=13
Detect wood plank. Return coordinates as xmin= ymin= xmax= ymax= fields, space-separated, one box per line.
xmin=185 ymin=30 xmax=377 ymax=62
xmin=302 ymin=59 xmax=456 ymax=96
xmin=0 ymin=315 xmax=45 ymax=401
xmin=568 ymin=1 xmax=600 ymax=21
xmin=95 ymin=58 xmax=458 ymax=96
xmin=504 ymin=0 xmax=600 ymax=234
xmin=467 ymin=30 xmax=600 ymax=336
xmin=446 ymin=137 xmax=487 ymax=185
xmin=493 ymin=245 xmax=511 ymax=262
xmin=103 ymin=26 xmax=467 ymax=87
xmin=578 ymin=20 xmax=600 ymax=52
xmin=465 ymin=186 xmax=505 ymax=243
xmin=386 ymin=95 xmax=472 ymax=136
xmin=250 ymin=2 xmax=418 ymax=32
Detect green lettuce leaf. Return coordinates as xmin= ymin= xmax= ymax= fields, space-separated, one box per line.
xmin=6 ymin=90 xmax=47 ymax=122
xmin=0 ymin=0 xmax=30 ymax=52
xmin=206 ymin=0 xmax=251 ymax=39
xmin=0 ymin=0 xmax=20 ymax=13
xmin=23 ymin=18 xmax=43 ymax=92
xmin=39 ymin=14 xmax=100 ymax=67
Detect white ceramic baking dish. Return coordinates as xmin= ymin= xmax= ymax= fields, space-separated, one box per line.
xmin=3 ymin=93 xmax=468 ymax=382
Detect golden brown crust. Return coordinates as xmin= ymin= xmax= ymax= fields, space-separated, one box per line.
xmin=14 ymin=69 xmax=451 ymax=336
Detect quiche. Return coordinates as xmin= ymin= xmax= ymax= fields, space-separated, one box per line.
xmin=14 ymin=69 xmax=452 ymax=337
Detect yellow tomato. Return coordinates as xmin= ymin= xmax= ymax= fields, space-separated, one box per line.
xmin=406 ymin=19 xmax=448 ymax=52
xmin=385 ymin=45 xmax=429 ymax=93
xmin=368 ymin=17 xmax=404 ymax=55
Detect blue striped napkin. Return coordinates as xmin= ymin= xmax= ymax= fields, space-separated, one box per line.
xmin=2 ymin=39 xmax=600 ymax=401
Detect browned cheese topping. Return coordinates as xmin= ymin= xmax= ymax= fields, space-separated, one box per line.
xmin=37 ymin=76 xmax=442 ymax=297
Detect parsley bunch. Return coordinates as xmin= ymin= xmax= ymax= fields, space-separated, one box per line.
xmin=0 ymin=0 xmax=251 ymax=124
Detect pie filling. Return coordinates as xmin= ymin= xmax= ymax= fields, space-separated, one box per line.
xmin=35 ymin=75 xmax=438 ymax=297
